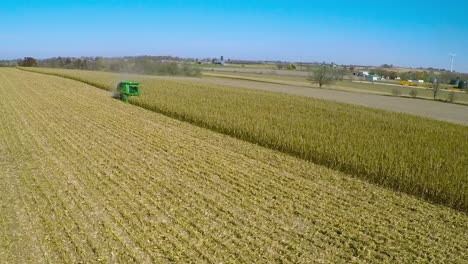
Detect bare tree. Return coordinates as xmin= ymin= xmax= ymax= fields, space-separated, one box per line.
xmin=335 ymin=68 xmax=346 ymax=81
xmin=307 ymin=65 xmax=337 ymax=88
xmin=276 ymin=63 xmax=287 ymax=70
xmin=447 ymin=91 xmax=456 ymax=103
xmin=431 ymin=79 xmax=441 ymax=100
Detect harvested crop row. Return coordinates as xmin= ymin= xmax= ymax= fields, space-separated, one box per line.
xmin=1 ymin=68 xmax=467 ymax=263
xmin=20 ymin=67 xmax=468 ymax=211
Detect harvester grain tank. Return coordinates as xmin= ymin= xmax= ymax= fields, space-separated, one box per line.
xmin=114 ymin=81 xmax=140 ymax=103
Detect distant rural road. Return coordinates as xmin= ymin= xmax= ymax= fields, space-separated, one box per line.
xmin=177 ymin=76 xmax=468 ymax=125
xmin=203 ymin=67 xmax=310 ymax=76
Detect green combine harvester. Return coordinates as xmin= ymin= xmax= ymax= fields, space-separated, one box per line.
xmin=114 ymin=81 xmax=140 ymax=103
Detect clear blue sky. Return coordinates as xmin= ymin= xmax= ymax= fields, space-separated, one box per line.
xmin=1 ymin=0 xmax=468 ymax=72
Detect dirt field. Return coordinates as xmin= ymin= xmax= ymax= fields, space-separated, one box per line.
xmin=2 ymin=68 xmax=467 ymax=263
xmin=192 ymin=77 xmax=468 ymax=125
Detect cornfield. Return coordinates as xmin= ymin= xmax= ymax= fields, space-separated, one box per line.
xmin=2 ymin=68 xmax=467 ymax=262
xmin=21 ymin=67 xmax=468 ymax=211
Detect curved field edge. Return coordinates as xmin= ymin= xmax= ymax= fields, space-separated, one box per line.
xmin=2 ymin=68 xmax=468 ymax=263
xmin=19 ymin=67 xmax=468 ymax=211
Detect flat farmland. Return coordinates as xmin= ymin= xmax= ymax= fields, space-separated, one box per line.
xmin=20 ymin=67 xmax=468 ymax=211
xmin=1 ymin=68 xmax=467 ymax=263
xmin=24 ymin=67 xmax=468 ymax=124
xmin=200 ymin=72 xmax=468 ymax=105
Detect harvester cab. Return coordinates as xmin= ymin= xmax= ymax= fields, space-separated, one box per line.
xmin=115 ymin=81 xmax=140 ymax=103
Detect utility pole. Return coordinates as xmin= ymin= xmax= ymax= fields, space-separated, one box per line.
xmin=449 ymin=53 xmax=456 ymax=72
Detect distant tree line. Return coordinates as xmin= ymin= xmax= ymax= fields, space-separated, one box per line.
xmin=380 ymin=64 xmax=393 ymax=68
xmin=16 ymin=57 xmax=38 ymax=67
xmin=11 ymin=56 xmax=201 ymax=77
xmin=367 ymin=67 xmax=468 ymax=84
xmin=228 ymin=60 xmax=266 ymax=65
xmin=32 ymin=56 xmax=201 ymax=77
xmin=0 ymin=60 xmax=18 ymax=67
xmin=276 ymin=63 xmax=297 ymax=70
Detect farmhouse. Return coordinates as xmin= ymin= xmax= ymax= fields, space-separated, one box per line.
xmin=353 ymin=71 xmax=369 ymax=76
xmin=197 ymin=59 xmax=212 ymax=64
xmin=458 ymin=80 xmax=468 ymax=89
xmin=365 ymin=74 xmax=380 ymax=81
xmin=450 ymin=79 xmax=460 ymax=86
xmin=214 ymin=56 xmax=225 ymax=65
